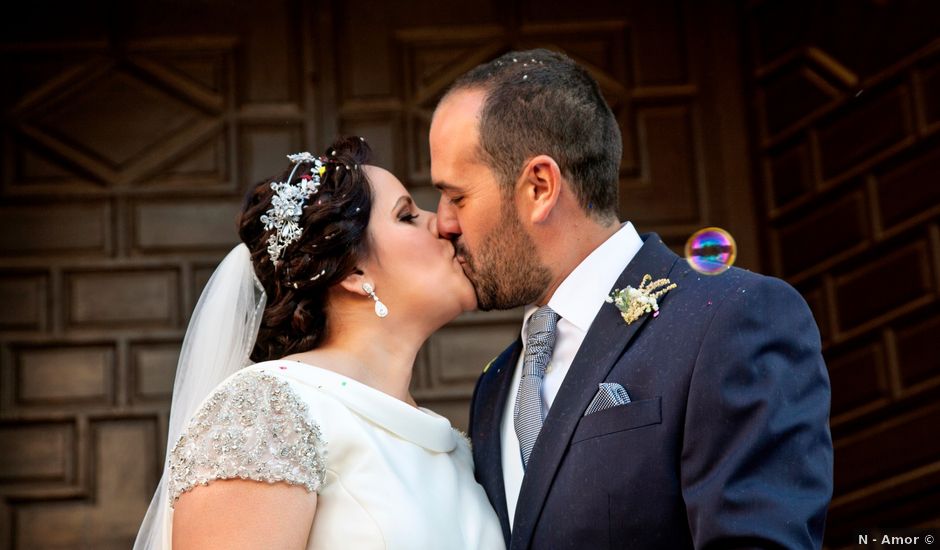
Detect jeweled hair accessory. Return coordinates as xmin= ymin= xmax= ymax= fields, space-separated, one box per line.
xmin=260 ymin=152 xmax=326 ymax=264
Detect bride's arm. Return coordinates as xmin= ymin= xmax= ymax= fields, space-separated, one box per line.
xmin=166 ymin=370 xmax=327 ymax=549
xmin=173 ymin=479 xmax=317 ymax=549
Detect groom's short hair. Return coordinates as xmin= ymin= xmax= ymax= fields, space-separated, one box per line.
xmin=445 ymin=48 xmax=622 ymax=221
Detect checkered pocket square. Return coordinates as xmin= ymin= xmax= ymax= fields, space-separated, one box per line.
xmin=584 ymin=382 xmax=632 ymax=416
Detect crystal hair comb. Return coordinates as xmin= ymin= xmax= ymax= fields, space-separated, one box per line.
xmin=259 ymin=152 xmax=325 ymax=264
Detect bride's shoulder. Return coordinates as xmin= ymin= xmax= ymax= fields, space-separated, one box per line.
xmin=220 ymin=360 xmax=318 ymax=396
xmin=208 ymin=362 xmax=303 ymax=405
xmin=200 ymin=361 xmax=304 ymax=408
xmin=197 ymin=360 xmax=347 ymax=432
xmin=167 ymin=363 xmax=328 ymax=506
xmin=240 ymin=358 xmax=297 ymax=376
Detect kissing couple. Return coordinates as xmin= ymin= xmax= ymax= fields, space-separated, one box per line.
xmin=135 ymin=49 xmax=833 ymax=549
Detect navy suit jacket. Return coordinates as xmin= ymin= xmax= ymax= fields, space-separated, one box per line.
xmin=469 ymin=234 xmax=833 ymax=549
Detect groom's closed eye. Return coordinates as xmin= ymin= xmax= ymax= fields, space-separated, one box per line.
xmin=433 ymin=182 xmax=465 ymax=208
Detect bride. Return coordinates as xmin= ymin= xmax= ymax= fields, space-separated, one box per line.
xmin=134 ymin=136 xmax=504 ymax=549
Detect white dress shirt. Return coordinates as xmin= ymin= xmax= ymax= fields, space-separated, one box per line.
xmin=500 ymin=222 xmax=643 ymax=527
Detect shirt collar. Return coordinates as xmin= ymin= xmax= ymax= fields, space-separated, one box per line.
xmin=522 ymin=222 xmax=643 ymax=335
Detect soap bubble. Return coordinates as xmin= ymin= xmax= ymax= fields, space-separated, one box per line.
xmin=685 ymin=227 xmax=736 ymax=275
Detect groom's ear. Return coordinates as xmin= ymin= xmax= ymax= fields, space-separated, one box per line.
xmin=338 ymin=269 xmax=369 ymax=296
xmin=518 ymin=154 xmax=562 ymax=224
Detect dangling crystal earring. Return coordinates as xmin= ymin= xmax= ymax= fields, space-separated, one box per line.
xmin=362 ymin=283 xmax=388 ymax=318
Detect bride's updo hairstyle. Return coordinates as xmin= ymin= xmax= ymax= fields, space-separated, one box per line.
xmin=238 ymin=136 xmax=373 ymax=362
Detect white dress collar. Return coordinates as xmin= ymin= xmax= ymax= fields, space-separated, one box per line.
xmin=260 ymin=360 xmax=458 ymax=453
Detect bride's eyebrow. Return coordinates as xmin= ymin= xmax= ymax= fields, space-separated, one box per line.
xmin=391 ymin=196 xmax=413 ymax=214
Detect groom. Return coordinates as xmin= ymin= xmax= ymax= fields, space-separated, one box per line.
xmin=430 ymin=49 xmax=833 ymax=549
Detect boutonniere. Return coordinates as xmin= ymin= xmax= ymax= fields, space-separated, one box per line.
xmin=605 ymin=274 xmax=677 ymax=325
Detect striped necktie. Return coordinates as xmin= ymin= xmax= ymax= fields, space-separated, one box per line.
xmin=513 ymin=305 xmax=561 ymax=468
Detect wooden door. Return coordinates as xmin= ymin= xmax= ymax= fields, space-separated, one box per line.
xmin=0 ymin=2 xmax=315 ymax=547
xmin=741 ymin=1 xmax=940 ymax=545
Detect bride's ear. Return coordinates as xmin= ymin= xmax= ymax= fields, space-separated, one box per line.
xmin=338 ymin=269 xmax=370 ymax=296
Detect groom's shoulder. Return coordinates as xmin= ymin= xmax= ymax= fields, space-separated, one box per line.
xmin=667 ymin=261 xmax=811 ymax=321
xmin=637 ymin=234 xmax=793 ymax=293
xmin=674 ymin=264 xmax=759 ymax=293
xmin=631 ymin=234 xmax=791 ymax=300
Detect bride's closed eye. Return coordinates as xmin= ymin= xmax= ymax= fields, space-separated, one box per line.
xmin=391 ymin=195 xmax=419 ymax=224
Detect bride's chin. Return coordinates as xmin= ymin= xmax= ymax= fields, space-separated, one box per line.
xmin=458 ymin=283 xmax=478 ymax=312
xmin=430 ymin=270 xmax=476 ymax=314
xmin=460 ymin=296 xmax=478 ymax=313
xmin=420 ymin=282 xmax=475 ymax=319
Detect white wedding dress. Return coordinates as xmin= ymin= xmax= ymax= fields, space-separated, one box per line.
xmin=166 ymin=359 xmax=505 ymax=549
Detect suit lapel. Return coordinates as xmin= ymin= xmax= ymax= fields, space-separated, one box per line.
xmin=511 ymin=234 xmax=679 ymax=549
xmin=472 ymin=339 xmax=521 ymax=544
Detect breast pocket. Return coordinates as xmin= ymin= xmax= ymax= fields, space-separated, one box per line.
xmin=571 ymin=396 xmax=662 ymax=444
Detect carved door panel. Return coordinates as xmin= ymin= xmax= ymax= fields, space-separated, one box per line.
xmin=0 ymin=2 xmax=313 ymax=548
xmin=742 ymin=1 xmax=940 ymax=544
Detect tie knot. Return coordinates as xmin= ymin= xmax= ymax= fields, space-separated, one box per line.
xmin=523 ymin=306 xmax=560 ymax=377
xmin=526 ymin=305 xmax=560 ymax=342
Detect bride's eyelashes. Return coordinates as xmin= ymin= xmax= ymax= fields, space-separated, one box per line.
xmin=398 ymin=212 xmax=419 ymax=223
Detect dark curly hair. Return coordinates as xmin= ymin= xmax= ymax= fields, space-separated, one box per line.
xmin=238 ymin=137 xmax=373 ymax=362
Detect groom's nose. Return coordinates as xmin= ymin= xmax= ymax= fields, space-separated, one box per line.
xmin=436 ymin=195 xmax=462 ymax=240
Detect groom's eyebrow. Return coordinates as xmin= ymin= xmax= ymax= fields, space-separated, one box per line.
xmin=433 ymin=181 xmax=461 ymax=192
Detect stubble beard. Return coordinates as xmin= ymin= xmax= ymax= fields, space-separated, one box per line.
xmin=457 ymin=202 xmax=552 ymax=311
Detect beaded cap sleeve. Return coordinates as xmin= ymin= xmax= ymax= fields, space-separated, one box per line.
xmin=167 ymin=370 xmax=327 ymax=506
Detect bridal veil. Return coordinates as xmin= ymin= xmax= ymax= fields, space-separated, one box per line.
xmin=134 ymin=243 xmax=266 ymax=549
